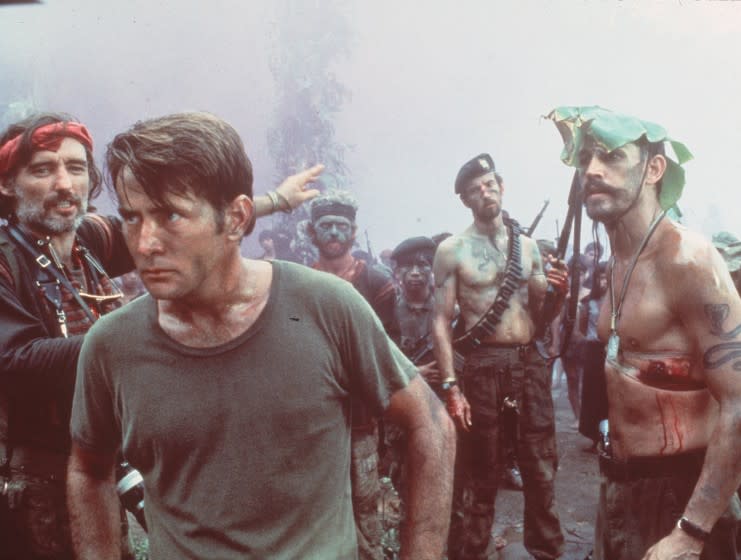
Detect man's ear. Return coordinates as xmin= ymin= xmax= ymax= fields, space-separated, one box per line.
xmin=459 ymin=193 xmax=471 ymax=209
xmin=226 ymin=195 xmax=254 ymax=239
xmin=350 ymin=223 xmax=358 ymax=242
xmin=645 ymin=154 xmax=667 ymax=187
xmin=0 ymin=177 xmax=15 ymax=198
xmin=307 ymin=222 xmax=316 ymax=238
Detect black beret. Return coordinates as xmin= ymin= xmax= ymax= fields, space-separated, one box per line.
xmin=454 ymin=153 xmax=495 ymax=194
xmin=391 ymin=236 xmax=437 ymax=267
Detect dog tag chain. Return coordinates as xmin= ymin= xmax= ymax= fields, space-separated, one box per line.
xmin=608 ymin=210 xmax=666 ymax=361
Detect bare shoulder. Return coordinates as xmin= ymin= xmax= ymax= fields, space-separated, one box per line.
xmin=656 ymin=221 xmax=735 ymax=300
xmin=434 ymin=231 xmax=470 ymax=266
xmin=520 ymin=235 xmax=540 ymax=259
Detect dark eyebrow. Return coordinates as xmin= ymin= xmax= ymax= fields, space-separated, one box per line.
xmin=63 ymin=157 xmax=89 ymax=166
xmin=27 ymin=160 xmax=55 ymax=170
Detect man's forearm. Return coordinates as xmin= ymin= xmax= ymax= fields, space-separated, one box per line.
xmin=68 ymin=469 xmax=121 ymax=559
xmin=401 ymin=392 xmax=456 ymax=559
xmin=253 ymin=193 xmax=282 ymax=217
xmin=431 ymin=317 xmax=455 ymax=381
xmin=682 ymin=411 xmax=741 ymax=532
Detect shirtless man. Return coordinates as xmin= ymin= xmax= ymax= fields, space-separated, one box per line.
xmin=548 ymin=106 xmax=741 ymax=559
xmin=432 ymin=153 xmax=567 ymax=560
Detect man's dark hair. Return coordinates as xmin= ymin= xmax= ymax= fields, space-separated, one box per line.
xmin=638 ymin=138 xmax=666 ymax=193
xmin=0 ymin=112 xmax=102 ymax=219
xmin=258 ymin=229 xmax=275 ymax=243
xmin=584 ymin=241 xmax=603 ymax=259
xmin=106 ymin=112 xmax=255 ymax=234
xmin=588 ymin=260 xmax=609 ymax=300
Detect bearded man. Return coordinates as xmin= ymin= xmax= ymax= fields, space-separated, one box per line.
xmin=432 ymin=154 xmax=567 ymax=560
xmin=308 ymin=191 xmax=396 ymax=560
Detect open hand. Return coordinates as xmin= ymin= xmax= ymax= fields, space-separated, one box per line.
xmin=642 ymin=528 xmax=702 ymax=560
xmin=445 ymin=386 xmax=472 ymax=431
xmin=275 ymin=164 xmax=324 ymax=211
xmin=418 ymin=361 xmax=440 ymax=384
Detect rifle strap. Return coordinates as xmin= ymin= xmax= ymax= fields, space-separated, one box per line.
xmin=453 ymin=217 xmax=523 ymax=354
xmin=5 ymin=224 xmax=98 ymax=328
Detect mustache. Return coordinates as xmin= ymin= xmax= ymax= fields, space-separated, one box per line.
xmin=45 ymin=193 xmax=83 ymax=207
xmin=583 ymin=178 xmax=618 ymax=196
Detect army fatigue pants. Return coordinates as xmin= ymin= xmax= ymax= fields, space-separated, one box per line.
xmin=596 ymin=452 xmax=741 ymax=559
xmin=0 ymin=452 xmax=134 ymax=560
xmin=352 ymin=421 xmax=384 ymax=560
xmin=448 ymin=343 xmax=564 ymax=560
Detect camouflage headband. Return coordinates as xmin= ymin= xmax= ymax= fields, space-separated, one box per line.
xmin=546 ymin=106 xmax=693 ymax=211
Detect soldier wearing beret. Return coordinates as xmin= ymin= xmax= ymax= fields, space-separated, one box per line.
xmin=432 ymin=153 xmax=567 ymax=560
xmin=390 ymin=236 xmax=438 ymax=364
xmin=380 ymin=236 xmax=440 ymax=524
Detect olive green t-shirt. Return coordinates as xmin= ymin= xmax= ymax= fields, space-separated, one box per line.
xmin=71 ymin=261 xmax=416 ymax=559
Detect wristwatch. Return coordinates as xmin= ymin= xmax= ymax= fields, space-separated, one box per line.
xmin=677 ymin=516 xmax=710 ymax=543
xmin=440 ymin=379 xmax=457 ymax=392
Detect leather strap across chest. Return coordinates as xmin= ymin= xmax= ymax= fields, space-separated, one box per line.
xmin=454 ymin=218 xmax=523 ymax=354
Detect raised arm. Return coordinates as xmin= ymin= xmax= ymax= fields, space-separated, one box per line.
xmin=431 ymin=238 xmax=470 ymax=430
xmin=253 ymin=164 xmax=324 ymax=217
xmin=67 ymin=443 xmax=121 ymax=560
xmin=386 ymin=375 xmax=455 ymax=560
xmin=644 ymin=242 xmax=741 ymax=559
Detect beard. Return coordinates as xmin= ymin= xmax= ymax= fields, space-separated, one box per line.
xmin=316 ymin=236 xmax=354 ymax=259
xmin=15 ymin=191 xmax=87 ymax=235
xmin=474 ymin=201 xmax=501 ymax=221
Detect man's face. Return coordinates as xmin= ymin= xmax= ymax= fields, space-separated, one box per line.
xmin=578 ymin=139 xmax=646 ymax=224
xmin=116 ymin=168 xmax=230 ymax=302
xmin=461 ymin=172 xmax=502 ymax=221
xmin=310 ymin=214 xmax=356 ymax=259
xmin=1 ymin=137 xmax=90 ymax=236
xmin=598 ymin=271 xmax=608 ymax=295
xmin=395 ymin=253 xmax=433 ymax=298
xmin=260 ymin=237 xmax=274 ymax=252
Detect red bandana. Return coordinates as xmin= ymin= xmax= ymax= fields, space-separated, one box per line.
xmin=0 ymin=122 xmax=94 ymax=176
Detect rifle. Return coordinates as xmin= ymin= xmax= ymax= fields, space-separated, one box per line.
xmin=535 ymin=172 xmax=582 ymax=353
xmin=364 ymin=229 xmax=375 ymax=263
xmin=525 ymin=199 xmax=550 ymax=237
xmin=409 ymin=333 xmax=465 ymax=375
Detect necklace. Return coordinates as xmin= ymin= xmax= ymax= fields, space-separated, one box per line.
xmin=607 ymin=209 xmax=667 ymax=360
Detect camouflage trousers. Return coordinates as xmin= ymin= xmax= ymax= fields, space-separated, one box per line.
xmin=595 ymin=454 xmax=741 ymax=559
xmin=448 ymin=343 xmax=564 ymax=560
xmin=0 ymin=468 xmax=134 ymax=560
xmin=352 ymin=422 xmax=384 ymax=560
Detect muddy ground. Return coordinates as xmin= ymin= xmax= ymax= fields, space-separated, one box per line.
xmin=491 ymin=383 xmax=601 ymax=560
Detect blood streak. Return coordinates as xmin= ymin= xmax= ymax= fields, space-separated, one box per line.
xmin=656 ymin=393 xmax=669 ymax=455
xmin=655 ymin=393 xmax=683 ymax=455
xmin=669 ymin=396 xmax=684 ymax=452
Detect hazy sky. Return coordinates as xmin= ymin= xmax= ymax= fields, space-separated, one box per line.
xmin=2 ymin=0 xmax=740 ymax=255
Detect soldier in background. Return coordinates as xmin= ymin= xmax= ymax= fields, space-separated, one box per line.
xmin=309 ymin=191 xmax=396 ymax=560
